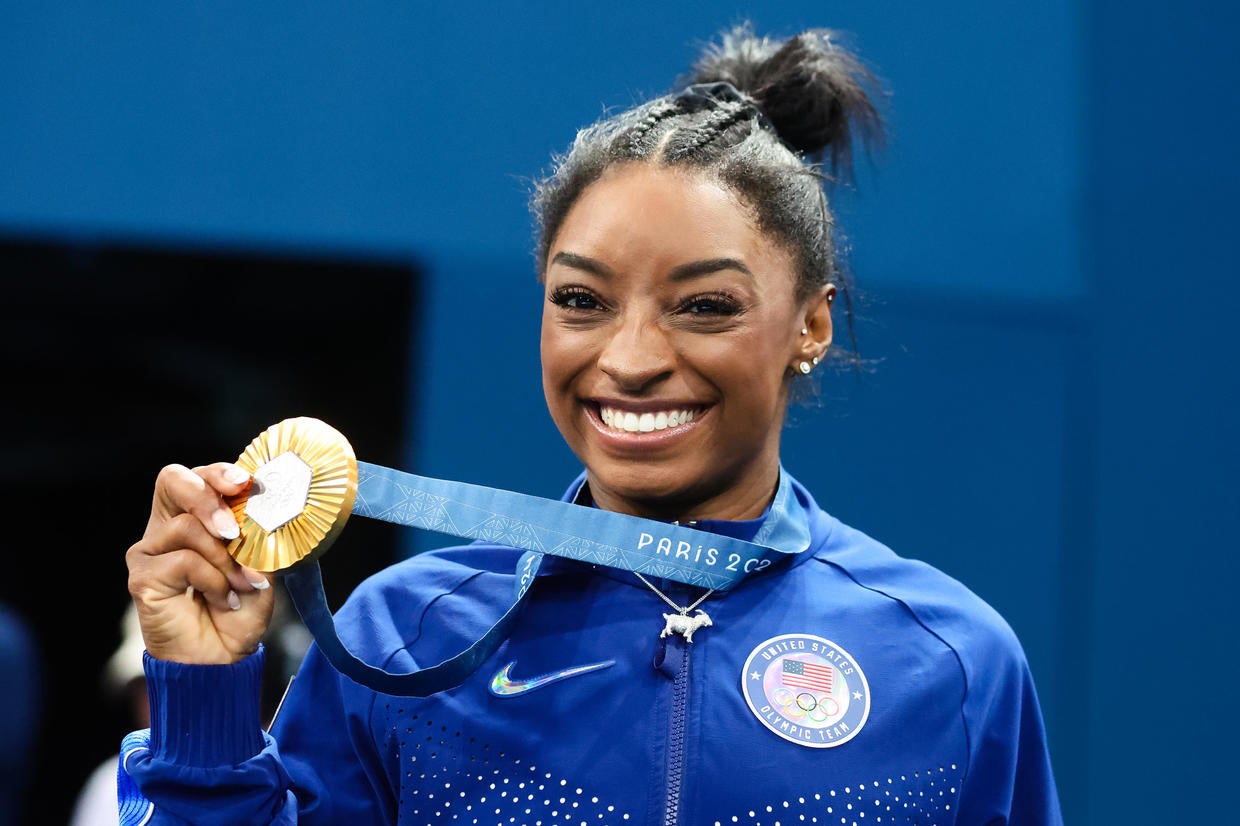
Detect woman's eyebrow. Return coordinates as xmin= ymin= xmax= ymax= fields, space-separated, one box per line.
xmin=669 ymin=257 xmax=753 ymax=281
xmin=549 ymin=252 xmax=753 ymax=281
xmin=549 ymin=251 xmax=613 ymax=277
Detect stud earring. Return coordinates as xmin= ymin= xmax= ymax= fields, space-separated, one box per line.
xmin=812 ymin=356 xmax=820 ymax=365
xmin=798 ymin=361 xmax=812 ymax=375
xmin=801 ymin=327 xmax=808 ymax=335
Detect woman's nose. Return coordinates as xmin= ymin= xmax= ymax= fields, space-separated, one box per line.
xmin=597 ymin=317 xmax=673 ymax=390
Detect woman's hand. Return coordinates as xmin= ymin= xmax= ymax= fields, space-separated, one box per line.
xmin=126 ymin=462 xmax=275 ymax=665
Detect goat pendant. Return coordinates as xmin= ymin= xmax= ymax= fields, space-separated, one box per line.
xmin=661 ymin=609 xmax=713 ymax=643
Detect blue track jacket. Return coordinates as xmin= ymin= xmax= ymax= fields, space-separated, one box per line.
xmin=120 ymin=472 xmax=1062 ymax=825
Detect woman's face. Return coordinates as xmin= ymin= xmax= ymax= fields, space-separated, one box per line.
xmin=540 ymin=163 xmax=831 ymax=520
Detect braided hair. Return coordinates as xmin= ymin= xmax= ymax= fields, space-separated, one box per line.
xmin=531 ymin=22 xmax=886 ymax=366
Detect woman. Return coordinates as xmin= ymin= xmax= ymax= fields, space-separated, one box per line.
xmin=122 ymin=23 xmax=1062 ymax=825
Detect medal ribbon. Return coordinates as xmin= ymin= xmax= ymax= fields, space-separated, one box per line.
xmin=281 ymin=462 xmax=811 ymax=697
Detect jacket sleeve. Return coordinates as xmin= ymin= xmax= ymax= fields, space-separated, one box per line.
xmin=119 ymin=647 xmax=298 ymax=826
xmin=121 ymin=640 xmax=399 ymax=826
xmin=955 ymin=629 xmax=1063 ymax=826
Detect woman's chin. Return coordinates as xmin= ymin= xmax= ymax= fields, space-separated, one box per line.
xmin=583 ymin=465 xmax=717 ymax=518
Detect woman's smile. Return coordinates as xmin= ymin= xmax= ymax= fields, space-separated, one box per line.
xmin=593 ymin=400 xmax=705 ymax=434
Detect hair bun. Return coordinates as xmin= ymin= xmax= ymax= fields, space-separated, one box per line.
xmin=686 ymin=23 xmax=885 ymax=174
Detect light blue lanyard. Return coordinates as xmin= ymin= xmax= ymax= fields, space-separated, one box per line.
xmin=282 ymin=463 xmax=811 ymax=696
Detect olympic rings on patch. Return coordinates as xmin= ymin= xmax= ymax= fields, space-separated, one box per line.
xmin=769 ymin=685 xmax=841 ymax=723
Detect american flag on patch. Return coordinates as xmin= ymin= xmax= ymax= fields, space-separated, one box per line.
xmin=781 ymin=658 xmax=834 ymax=693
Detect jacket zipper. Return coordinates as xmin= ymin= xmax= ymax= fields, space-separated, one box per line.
xmin=663 ymin=634 xmax=691 ymax=826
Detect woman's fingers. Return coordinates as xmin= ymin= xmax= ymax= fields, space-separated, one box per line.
xmin=150 ymin=462 xmax=246 ymax=538
xmin=144 ymin=463 xmax=265 ymax=593
xmin=130 ymin=545 xmax=274 ymax=662
xmin=194 ymin=461 xmax=254 ymax=500
xmin=129 ymin=458 xmax=277 ymax=664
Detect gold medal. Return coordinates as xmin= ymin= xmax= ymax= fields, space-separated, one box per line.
xmin=225 ymin=416 xmax=358 ymax=572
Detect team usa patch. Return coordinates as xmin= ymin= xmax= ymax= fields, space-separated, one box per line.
xmin=741 ymin=633 xmax=871 ymax=748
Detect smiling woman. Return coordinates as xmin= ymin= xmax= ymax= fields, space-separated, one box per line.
xmin=119 ymin=21 xmax=1062 ymax=826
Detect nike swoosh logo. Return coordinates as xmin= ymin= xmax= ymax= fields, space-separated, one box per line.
xmin=489 ymin=659 xmax=616 ymax=697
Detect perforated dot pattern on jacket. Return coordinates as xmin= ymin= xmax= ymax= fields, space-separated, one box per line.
xmin=708 ymin=765 xmax=963 ymax=826
xmin=390 ymin=710 xmax=962 ymax=825
xmin=396 ymin=713 xmax=634 ymax=825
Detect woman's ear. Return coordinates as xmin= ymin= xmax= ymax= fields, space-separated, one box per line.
xmin=794 ymin=285 xmax=835 ymax=369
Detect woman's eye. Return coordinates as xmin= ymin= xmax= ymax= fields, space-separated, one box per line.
xmin=549 ymin=289 xmax=602 ymax=310
xmin=681 ymin=295 xmax=741 ymax=316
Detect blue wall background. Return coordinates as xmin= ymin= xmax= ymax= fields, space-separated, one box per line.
xmin=3 ymin=2 xmax=1236 ymax=823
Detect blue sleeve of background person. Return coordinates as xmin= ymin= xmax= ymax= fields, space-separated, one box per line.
xmin=120 ymin=647 xmax=301 ymax=826
xmin=0 ymin=604 xmax=41 ymax=826
xmin=816 ymin=515 xmax=1064 ymax=824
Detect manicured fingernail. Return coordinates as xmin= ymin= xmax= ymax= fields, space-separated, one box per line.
xmin=213 ymin=509 xmax=240 ymax=540
xmin=227 ymin=590 xmax=241 ymax=611
xmin=242 ymin=566 xmax=270 ymax=590
xmin=224 ymin=466 xmax=250 ymax=485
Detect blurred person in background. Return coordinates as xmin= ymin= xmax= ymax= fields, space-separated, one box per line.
xmin=68 ymin=603 xmax=149 ymax=826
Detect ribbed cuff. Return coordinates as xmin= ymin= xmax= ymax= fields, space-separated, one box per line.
xmin=144 ymin=645 xmax=267 ymax=767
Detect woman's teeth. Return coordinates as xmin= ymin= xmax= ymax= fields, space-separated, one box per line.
xmin=599 ymin=407 xmax=696 ymax=433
